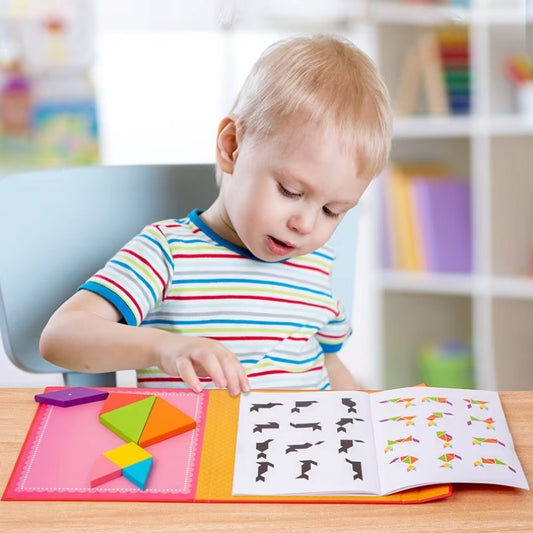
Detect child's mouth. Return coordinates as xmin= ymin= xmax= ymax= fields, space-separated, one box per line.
xmin=267 ymin=236 xmax=295 ymax=256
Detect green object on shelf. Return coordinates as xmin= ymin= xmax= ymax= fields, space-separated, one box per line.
xmin=418 ymin=342 xmax=474 ymax=389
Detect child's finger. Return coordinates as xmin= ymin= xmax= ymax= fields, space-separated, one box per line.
xmin=176 ymin=358 xmax=203 ymax=393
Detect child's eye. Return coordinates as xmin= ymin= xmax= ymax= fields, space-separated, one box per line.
xmin=323 ymin=206 xmax=340 ymax=218
xmin=278 ymin=183 xmax=301 ymax=198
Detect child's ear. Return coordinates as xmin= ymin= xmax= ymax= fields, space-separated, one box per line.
xmin=216 ymin=116 xmax=241 ymax=175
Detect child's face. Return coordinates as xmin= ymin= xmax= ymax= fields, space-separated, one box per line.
xmin=220 ymin=120 xmax=370 ymax=262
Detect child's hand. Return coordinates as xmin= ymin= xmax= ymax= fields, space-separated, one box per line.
xmin=156 ymin=334 xmax=250 ymax=396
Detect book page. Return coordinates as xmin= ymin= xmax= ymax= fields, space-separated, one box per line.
xmin=371 ymin=387 xmax=529 ymax=495
xmin=232 ymin=391 xmax=380 ymax=495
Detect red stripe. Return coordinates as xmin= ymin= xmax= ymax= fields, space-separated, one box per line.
xmin=137 ymin=366 xmax=324 ymax=384
xmin=316 ymin=331 xmax=350 ymax=339
xmin=247 ymin=366 xmax=323 ymax=379
xmin=94 ymin=274 xmax=143 ymax=320
xmin=207 ymin=336 xmax=284 ymax=342
xmin=172 ymin=253 xmax=244 ymax=259
xmin=166 ymin=294 xmax=336 ymax=314
xmin=205 ymin=335 xmax=308 ymax=342
xmin=283 ymin=260 xmax=329 ymax=276
xmin=122 ymin=248 xmax=166 ymax=287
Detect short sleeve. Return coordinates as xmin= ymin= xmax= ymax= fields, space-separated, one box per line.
xmin=315 ymin=299 xmax=352 ymax=353
xmin=79 ymin=223 xmax=174 ymax=326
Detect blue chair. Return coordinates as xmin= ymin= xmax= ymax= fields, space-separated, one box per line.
xmin=0 ymin=163 xmax=358 ymax=387
xmin=0 ymin=164 xmax=218 ymax=386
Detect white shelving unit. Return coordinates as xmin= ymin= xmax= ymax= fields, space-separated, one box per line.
xmin=362 ymin=0 xmax=533 ymax=391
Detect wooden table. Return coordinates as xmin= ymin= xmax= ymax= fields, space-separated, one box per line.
xmin=1 ymin=389 xmax=531 ymax=532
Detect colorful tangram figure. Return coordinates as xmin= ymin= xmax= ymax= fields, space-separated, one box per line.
xmin=436 ymin=431 xmax=454 ymax=448
xmin=426 ymin=412 xmax=453 ymax=427
xmin=474 ymin=457 xmax=516 ymax=473
xmin=389 ymin=455 xmax=419 ymax=472
xmin=438 ymin=453 xmax=462 ymax=469
xmin=91 ymin=393 xmax=196 ymax=490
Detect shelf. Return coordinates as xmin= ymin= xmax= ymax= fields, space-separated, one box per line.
xmin=393 ymin=116 xmax=473 ymax=138
xmin=491 ymin=276 xmax=533 ymax=299
xmin=379 ymin=270 xmax=479 ymax=296
xmin=394 ymin=115 xmax=533 ymax=138
xmin=370 ymin=2 xmax=470 ymax=26
xmin=370 ymin=2 xmax=531 ymax=26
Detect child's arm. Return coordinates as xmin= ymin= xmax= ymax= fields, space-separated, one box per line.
xmin=39 ymin=289 xmax=250 ymax=396
xmin=324 ymin=352 xmax=358 ymax=390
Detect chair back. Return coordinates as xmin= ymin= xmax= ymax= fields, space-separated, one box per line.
xmin=0 ymin=164 xmax=218 ymax=385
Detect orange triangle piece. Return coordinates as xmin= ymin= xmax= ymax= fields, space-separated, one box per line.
xmin=99 ymin=393 xmax=147 ymax=415
xmin=138 ymin=396 xmax=196 ymax=447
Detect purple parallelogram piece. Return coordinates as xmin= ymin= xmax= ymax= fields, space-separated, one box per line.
xmin=34 ymin=387 xmax=109 ymax=407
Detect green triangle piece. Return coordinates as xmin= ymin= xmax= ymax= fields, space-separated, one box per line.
xmin=99 ymin=395 xmax=156 ymax=443
xmin=123 ymin=457 xmax=153 ymax=490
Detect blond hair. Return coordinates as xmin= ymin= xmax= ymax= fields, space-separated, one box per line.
xmin=222 ymin=34 xmax=392 ymax=182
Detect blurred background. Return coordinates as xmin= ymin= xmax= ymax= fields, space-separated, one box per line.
xmin=1 ymin=0 xmax=532 ymax=391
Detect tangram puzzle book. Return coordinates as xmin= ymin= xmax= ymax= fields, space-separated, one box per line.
xmin=233 ymin=387 xmax=529 ymax=496
xmin=6 ymin=386 xmax=525 ymax=503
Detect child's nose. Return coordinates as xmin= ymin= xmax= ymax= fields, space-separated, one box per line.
xmin=288 ymin=209 xmax=317 ymax=235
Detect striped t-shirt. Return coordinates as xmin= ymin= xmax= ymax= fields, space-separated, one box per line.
xmin=80 ymin=210 xmax=351 ymax=390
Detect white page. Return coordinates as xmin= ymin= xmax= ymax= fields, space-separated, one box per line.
xmin=371 ymin=387 xmax=530 ymax=495
xmin=232 ymin=391 xmax=380 ymax=495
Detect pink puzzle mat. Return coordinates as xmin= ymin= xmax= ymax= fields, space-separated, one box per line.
xmin=3 ymin=387 xmax=208 ymax=502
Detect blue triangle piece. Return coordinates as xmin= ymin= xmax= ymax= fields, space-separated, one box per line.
xmin=123 ymin=457 xmax=153 ymax=490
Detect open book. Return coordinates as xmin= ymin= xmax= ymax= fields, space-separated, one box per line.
xmin=233 ymin=386 xmax=529 ymax=496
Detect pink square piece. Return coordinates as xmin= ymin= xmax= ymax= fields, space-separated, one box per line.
xmin=34 ymin=387 xmax=109 ymax=407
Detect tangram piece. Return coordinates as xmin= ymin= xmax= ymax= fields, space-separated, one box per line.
xmin=90 ymin=454 xmax=122 ymax=488
xmin=99 ymin=395 xmax=156 ymax=443
xmin=139 ymin=396 xmax=197 ymax=447
xmin=99 ymin=392 xmax=146 ymax=415
xmin=123 ymin=457 xmax=153 ymax=490
xmin=35 ymin=387 xmax=109 ymax=407
xmin=104 ymin=442 xmax=152 ymax=469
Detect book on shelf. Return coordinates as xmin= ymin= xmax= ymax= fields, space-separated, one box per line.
xmin=381 ymin=163 xmax=472 ymax=273
xmin=411 ymin=176 xmax=472 ymax=273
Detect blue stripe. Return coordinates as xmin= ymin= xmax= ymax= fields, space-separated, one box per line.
xmin=312 ymin=249 xmax=334 ymax=261
xmin=142 ymin=318 xmax=318 ymax=329
xmin=110 ymin=259 xmax=158 ymax=305
xmin=139 ymin=233 xmax=173 ymax=266
xmin=320 ymin=382 xmax=331 ymax=390
xmin=320 ymin=342 xmax=344 ymax=353
xmin=78 ymin=281 xmax=137 ymax=326
xmin=168 ymin=237 xmax=212 ymax=245
xmin=241 ymin=352 xmax=322 ymax=366
xmin=171 ymin=277 xmax=331 ymax=298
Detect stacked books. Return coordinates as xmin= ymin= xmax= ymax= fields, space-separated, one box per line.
xmin=394 ymin=25 xmax=470 ymax=116
xmin=381 ymin=163 xmax=472 ymax=273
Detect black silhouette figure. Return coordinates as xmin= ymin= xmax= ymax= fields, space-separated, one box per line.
xmin=297 ymin=460 xmax=318 ymax=480
xmin=338 ymin=439 xmax=365 ymax=453
xmin=256 ymin=439 xmax=274 ymax=459
xmin=253 ymin=422 xmax=280 ymax=433
xmin=345 ymin=459 xmax=363 ymax=480
xmin=286 ymin=441 xmax=325 ymax=454
xmin=336 ymin=418 xmax=354 ymax=432
xmin=256 ymin=461 xmax=274 ymax=482
xmin=291 ymin=400 xmax=319 ymax=413
xmin=290 ymin=422 xmax=322 ymax=431
xmin=250 ymin=402 xmax=283 ymax=412
xmin=342 ymin=397 xmax=357 ymax=413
